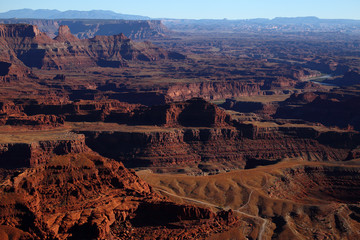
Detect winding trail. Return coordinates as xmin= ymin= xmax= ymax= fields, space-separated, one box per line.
xmin=154 ymin=186 xmax=269 ymax=240
xmin=155 ymin=188 xmax=220 ymax=208
xmin=235 ymin=174 xmax=269 ymax=240
xmin=237 ymin=189 xmax=254 ymax=211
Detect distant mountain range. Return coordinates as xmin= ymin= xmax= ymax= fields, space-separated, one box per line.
xmin=2 ymin=9 xmax=360 ymax=37
xmin=2 ymin=9 xmax=360 ymax=24
xmin=0 ymin=9 xmax=150 ymax=20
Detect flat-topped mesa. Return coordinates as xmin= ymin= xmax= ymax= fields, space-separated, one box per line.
xmin=79 ymin=120 xmax=360 ymax=172
xmin=0 ymin=24 xmax=41 ymax=38
xmin=137 ymin=98 xmax=232 ymax=127
xmin=166 ymin=81 xmax=262 ymax=102
xmin=173 ymin=98 xmax=231 ymax=127
xmin=0 ymin=132 xmax=88 ymax=169
xmin=275 ymin=91 xmax=360 ymax=130
xmin=284 ymin=92 xmax=319 ymax=105
xmin=0 ymin=23 xmax=184 ymax=70
xmin=0 ymin=24 xmax=51 ymax=44
xmin=54 ymin=25 xmax=79 ymax=42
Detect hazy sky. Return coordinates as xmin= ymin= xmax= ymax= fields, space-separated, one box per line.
xmin=1 ymin=0 xmax=359 ymax=20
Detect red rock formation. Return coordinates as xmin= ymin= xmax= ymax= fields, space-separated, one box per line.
xmin=5 ymin=114 xmax=65 ymax=128
xmin=0 ymin=101 xmax=22 ymax=115
xmin=54 ymin=25 xmax=79 ymax=42
xmin=0 ymin=24 xmax=44 ymax=39
xmin=0 ymin=153 xmax=239 ymax=239
xmin=22 ymin=99 xmax=142 ymax=122
xmin=137 ymin=98 xmax=231 ymax=127
xmin=0 ymin=133 xmax=88 ymax=169
xmin=0 ymin=61 xmax=26 ymax=83
xmin=0 ymin=19 xmax=170 ymax=40
xmin=79 ymin=122 xmax=360 ymax=172
xmin=166 ymin=81 xmax=262 ymax=101
xmin=0 ymin=23 xmax=184 ymax=70
xmin=275 ymin=92 xmax=360 ymax=130
xmin=284 ymin=92 xmax=319 ymax=104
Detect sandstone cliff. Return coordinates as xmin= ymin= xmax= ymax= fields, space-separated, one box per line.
xmin=77 ymin=122 xmax=360 ymax=173
xmin=0 ymin=132 xmax=88 ymax=169
xmin=275 ymin=91 xmax=360 ymax=130
xmin=0 ymin=19 xmax=170 ymax=40
xmin=166 ymin=81 xmax=263 ymax=101
xmin=0 ymin=24 xmax=185 ymax=71
xmin=0 ymin=152 xmax=239 ymax=239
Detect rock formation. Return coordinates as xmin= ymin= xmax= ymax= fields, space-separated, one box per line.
xmin=0 ymin=152 xmax=239 ymax=239
xmin=220 ymin=99 xmax=278 ymax=117
xmin=0 ymin=132 xmax=87 ymax=169
xmin=79 ymin=122 xmax=360 ymax=172
xmin=53 ymin=25 xmax=79 ymax=42
xmin=166 ymin=81 xmax=263 ymax=101
xmin=0 ymin=19 xmax=170 ymax=40
xmin=275 ymin=91 xmax=360 ymax=130
xmin=0 ymin=24 xmax=185 ymax=71
xmin=0 ymin=17 xmax=359 ymax=240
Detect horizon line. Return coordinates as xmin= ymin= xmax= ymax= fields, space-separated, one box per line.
xmin=1 ymin=8 xmax=360 ymax=21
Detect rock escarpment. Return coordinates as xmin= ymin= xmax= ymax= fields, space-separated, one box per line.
xmin=130 ymin=97 xmax=231 ymax=127
xmin=0 ymin=23 xmax=185 ymax=71
xmin=79 ymin=123 xmax=360 ymax=172
xmin=22 ymin=99 xmax=141 ymax=122
xmin=166 ymin=81 xmax=263 ymax=101
xmin=275 ymin=91 xmax=360 ymax=130
xmin=68 ymin=98 xmax=360 ymax=172
xmin=0 ymin=153 xmax=239 ymax=239
xmin=0 ymin=19 xmax=170 ymax=40
xmin=0 ymin=132 xmax=87 ymax=169
xmin=1 ymin=97 xmax=359 ymax=173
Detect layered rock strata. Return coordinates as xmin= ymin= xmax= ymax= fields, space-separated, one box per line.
xmin=0 ymin=153 xmax=239 ymax=239
xmin=78 ymin=124 xmax=360 ymax=172
xmin=0 ymin=132 xmax=87 ymax=169
xmin=0 ymin=24 xmax=185 ymax=71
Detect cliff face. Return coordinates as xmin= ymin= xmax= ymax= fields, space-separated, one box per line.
xmin=78 ymin=124 xmax=359 ymax=172
xmin=0 ymin=133 xmax=88 ymax=169
xmin=0 ymin=98 xmax=242 ymax=238
xmin=0 ymin=19 xmax=170 ymax=40
xmin=22 ymin=99 xmax=141 ymax=122
xmin=166 ymin=81 xmax=263 ymax=101
xmin=0 ymin=25 xmax=40 ymax=81
xmin=2 ymin=97 xmax=359 ymax=173
xmin=0 ymin=24 xmax=43 ymax=38
xmin=132 ymin=98 xmax=231 ymax=127
xmin=0 ymin=153 xmax=239 ymax=239
xmin=0 ymin=24 xmax=184 ymax=70
xmin=275 ymin=92 xmax=360 ymax=130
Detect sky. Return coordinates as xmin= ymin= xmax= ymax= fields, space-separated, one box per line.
xmin=1 ymin=0 xmax=359 ymax=20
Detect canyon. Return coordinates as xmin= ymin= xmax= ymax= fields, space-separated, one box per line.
xmin=0 ymin=19 xmax=167 ymax=40
xmin=0 ymin=19 xmax=359 ymax=239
